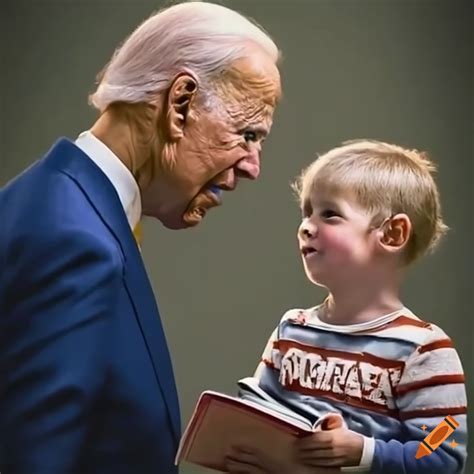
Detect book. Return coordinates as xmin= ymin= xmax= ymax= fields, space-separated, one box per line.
xmin=175 ymin=377 xmax=346 ymax=473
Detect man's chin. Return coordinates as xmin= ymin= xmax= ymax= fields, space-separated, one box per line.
xmin=180 ymin=190 xmax=220 ymax=228
xmin=159 ymin=216 xmax=200 ymax=230
xmin=158 ymin=209 xmax=206 ymax=230
xmin=150 ymin=189 xmax=219 ymax=230
xmin=181 ymin=207 xmax=208 ymax=228
xmin=161 ymin=220 xmax=191 ymax=230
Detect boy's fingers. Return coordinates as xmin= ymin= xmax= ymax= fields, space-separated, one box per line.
xmin=296 ymin=432 xmax=333 ymax=450
xmin=297 ymin=447 xmax=335 ymax=460
xmin=320 ymin=413 xmax=345 ymax=430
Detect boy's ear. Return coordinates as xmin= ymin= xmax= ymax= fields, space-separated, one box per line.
xmin=378 ymin=214 xmax=412 ymax=255
xmin=165 ymin=73 xmax=198 ymax=141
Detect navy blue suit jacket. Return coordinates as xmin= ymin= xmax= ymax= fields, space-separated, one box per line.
xmin=0 ymin=139 xmax=181 ymax=473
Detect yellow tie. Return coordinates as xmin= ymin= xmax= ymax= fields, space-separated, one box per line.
xmin=133 ymin=221 xmax=142 ymax=248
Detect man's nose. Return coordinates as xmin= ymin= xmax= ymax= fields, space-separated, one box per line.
xmin=235 ymin=152 xmax=261 ymax=180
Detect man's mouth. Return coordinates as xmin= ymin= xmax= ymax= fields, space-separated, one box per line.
xmin=182 ymin=185 xmax=224 ymax=226
xmin=208 ymin=184 xmax=223 ymax=198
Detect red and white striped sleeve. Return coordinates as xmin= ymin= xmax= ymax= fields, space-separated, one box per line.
xmin=385 ymin=324 xmax=468 ymax=472
xmin=396 ymin=326 xmax=466 ymax=420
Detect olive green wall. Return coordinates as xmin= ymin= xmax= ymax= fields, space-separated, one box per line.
xmin=2 ymin=1 xmax=472 ymax=472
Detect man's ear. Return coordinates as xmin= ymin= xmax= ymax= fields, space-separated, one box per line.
xmin=378 ymin=214 xmax=412 ymax=254
xmin=166 ymin=73 xmax=198 ymax=141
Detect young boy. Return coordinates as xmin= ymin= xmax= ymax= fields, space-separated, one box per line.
xmin=226 ymin=140 xmax=467 ymax=473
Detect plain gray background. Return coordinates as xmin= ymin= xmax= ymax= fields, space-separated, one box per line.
xmin=2 ymin=0 xmax=472 ymax=473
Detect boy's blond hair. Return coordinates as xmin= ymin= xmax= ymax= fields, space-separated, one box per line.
xmin=292 ymin=139 xmax=448 ymax=264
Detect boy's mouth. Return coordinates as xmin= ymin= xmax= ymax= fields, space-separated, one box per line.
xmin=301 ymin=246 xmax=318 ymax=257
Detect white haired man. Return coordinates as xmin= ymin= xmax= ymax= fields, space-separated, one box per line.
xmin=0 ymin=2 xmax=281 ymax=473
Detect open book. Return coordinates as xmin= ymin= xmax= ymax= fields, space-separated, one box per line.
xmin=175 ymin=377 xmax=345 ymax=472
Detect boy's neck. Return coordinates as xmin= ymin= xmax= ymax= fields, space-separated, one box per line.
xmin=321 ymin=273 xmax=404 ymax=325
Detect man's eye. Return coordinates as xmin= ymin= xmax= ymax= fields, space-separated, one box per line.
xmin=243 ymin=130 xmax=258 ymax=142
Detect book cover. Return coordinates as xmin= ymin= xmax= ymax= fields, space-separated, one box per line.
xmin=175 ymin=377 xmax=344 ymax=472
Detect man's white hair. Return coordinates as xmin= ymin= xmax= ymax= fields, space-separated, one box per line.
xmin=90 ymin=1 xmax=280 ymax=111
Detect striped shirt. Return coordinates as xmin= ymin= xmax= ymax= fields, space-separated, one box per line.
xmin=253 ymin=305 xmax=467 ymax=473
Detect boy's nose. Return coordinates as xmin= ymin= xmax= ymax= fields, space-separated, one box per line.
xmin=298 ymin=222 xmax=317 ymax=239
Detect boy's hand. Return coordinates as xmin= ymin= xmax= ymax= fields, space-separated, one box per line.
xmin=294 ymin=427 xmax=364 ymax=468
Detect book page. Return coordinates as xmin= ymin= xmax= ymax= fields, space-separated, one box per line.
xmin=238 ymin=391 xmax=314 ymax=430
xmin=238 ymin=377 xmax=346 ymax=431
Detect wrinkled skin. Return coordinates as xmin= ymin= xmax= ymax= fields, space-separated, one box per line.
xmin=91 ymin=50 xmax=280 ymax=229
xmin=149 ymin=53 xmax=281 ymax=229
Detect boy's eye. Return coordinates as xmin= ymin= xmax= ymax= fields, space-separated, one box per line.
xmin=321 ymin=209 xmax=339 ymax=219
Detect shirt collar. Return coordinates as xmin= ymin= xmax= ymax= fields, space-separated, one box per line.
xmin=75 ymin=130 xmax=141 ymax=231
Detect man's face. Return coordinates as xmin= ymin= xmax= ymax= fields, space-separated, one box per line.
xmin=142 ymin=53 xmax=281 ymax=229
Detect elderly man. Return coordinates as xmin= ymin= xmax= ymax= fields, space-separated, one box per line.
xmin=0 ymin=2 xmax=281 ymax=473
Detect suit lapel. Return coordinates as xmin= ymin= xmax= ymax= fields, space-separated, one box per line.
xmin=44 ymin=138 xmax=181 ymax=441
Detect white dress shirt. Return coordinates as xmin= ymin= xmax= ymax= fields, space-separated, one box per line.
xmin=75 ymin=130 xmax=141 ymax=231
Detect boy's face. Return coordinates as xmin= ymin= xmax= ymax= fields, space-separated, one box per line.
xmin=297 ymin=191 xmax=382 ymax=289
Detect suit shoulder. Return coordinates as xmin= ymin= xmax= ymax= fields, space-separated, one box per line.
xmin=1 ymin=173 xmax=123 ymax=276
